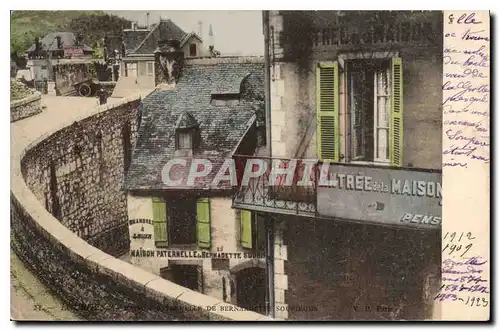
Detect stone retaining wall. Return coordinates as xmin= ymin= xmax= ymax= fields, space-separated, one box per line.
xmin=11 ymin=94 xmax=269 ymax=321
xmin=11 ymin=92 xmax=43 ymax=122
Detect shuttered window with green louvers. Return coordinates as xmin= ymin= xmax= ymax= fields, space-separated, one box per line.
xmin=152 ymin=197 xmax=168 ymax=247
xmin=196 ymin=198 xmax=211 ymax=249
xmin=240 ymin=210 xmax=253 ymax=249
xmin=390 ymin=57 xmax=403 ymax=167
xmin=316 ymin=62 xmax=340 ymax=162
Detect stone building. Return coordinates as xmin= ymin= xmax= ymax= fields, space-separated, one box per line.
xmin=231 ymin=11 xmax=443 ymax=320
xmin=26 ymin=32 xmax=94 ymax=93
xmin=111 ymin=19 xmax=217 ymax=97
xmin=123 ymin=56 xmax=270 ymax=314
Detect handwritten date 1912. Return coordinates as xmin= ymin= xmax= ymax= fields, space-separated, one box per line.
xmin=443 ymin=232 xmax=475 ymax=257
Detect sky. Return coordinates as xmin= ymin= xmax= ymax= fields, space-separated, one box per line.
xmin=106 ymin=11 xmax=264 ymax=56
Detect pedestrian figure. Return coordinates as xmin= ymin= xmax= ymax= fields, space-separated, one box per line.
xmin=97 ymin=88 xmax=107 ymax=105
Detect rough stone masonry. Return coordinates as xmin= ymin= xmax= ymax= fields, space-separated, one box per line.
xmin=21 ymin=99 xmax=141 ymax=256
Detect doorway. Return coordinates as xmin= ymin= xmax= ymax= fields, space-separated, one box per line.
xmin=235 ymin=267 xmax=266 ymax=314
xmin=160 ymin=262 xmax=203 ymax=293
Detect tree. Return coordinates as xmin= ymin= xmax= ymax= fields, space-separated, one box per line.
xmin=10 ymin=11 xmax=130 ymax=65
xmin=65 ymin=13 xmax=131 ymax=57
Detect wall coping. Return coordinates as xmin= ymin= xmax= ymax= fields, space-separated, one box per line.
xmin=10 ymin=91 xmax=42 ymax=108
xmin=11 ymin=90 xmax=270 ymax=321
xmin=98 ymin=81 xmax=117 ymax=86
xmin=186 ymin=56 xmax=265 ymax=65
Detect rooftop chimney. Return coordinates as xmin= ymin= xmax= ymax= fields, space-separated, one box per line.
xmin=197 ymin=20 xmax=203 ymax=38
xmin=146 ymin=13 xmax=150 ymax=28
xmin=208 ymin=23 xmax=214 ymax=47
xmin=56 ymin=36 xmax=62 ymax=49
xmin=154 ymin=39 xmax=184 ymax=89
xmin=131 ymin=21 xmax=137 ymax=30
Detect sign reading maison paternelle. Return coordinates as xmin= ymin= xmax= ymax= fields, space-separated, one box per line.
xmin=317 ymin=163 xmax=442 ymax=229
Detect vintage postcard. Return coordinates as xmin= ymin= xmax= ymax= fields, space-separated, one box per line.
xmin=10 ymin=10 xmax=490 ymax=321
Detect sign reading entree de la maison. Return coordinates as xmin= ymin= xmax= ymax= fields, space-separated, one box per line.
xmin=316 ymin=163 xmax=442 ymax=229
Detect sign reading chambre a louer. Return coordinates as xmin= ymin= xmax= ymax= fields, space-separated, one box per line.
xmin=316 ymin=163 xmax=442 ymax=229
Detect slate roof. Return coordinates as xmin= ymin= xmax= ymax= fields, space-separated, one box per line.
xmin=176 ymin=111 xmax=199 ymax=129
xmin=27 ymin=32 xmax=93 ymax=53
xmin=124 ymin=60 xmax=265 ymax=191
xmin=130 ymin=19 xmax=189 ymax=55
xmin=180 ymin=32 xmax=203 ymax=48
xmin=123 ymin=30 xmax=150 ymax=54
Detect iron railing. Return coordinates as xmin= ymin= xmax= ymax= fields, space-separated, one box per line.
xmin=232 ymin=155 xmax=317 ymax=216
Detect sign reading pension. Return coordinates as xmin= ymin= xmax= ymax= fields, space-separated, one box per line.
xmin=316 ymin=163 xmax=442 ymax=230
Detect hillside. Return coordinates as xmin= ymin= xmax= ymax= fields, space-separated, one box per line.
xmin=10 ymin=11 xmax=130 ymax=63
xmin=11 ymin=11 xmax=102 ymax=54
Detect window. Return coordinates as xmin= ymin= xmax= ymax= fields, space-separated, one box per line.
xmin=146 ymin=61 xmax=155 ymax=76
xmin=189 ymin=43 xmax=197 ymax=57
xmin=169 ymin=199 xmax=197 ymax=245
xmin=316 ymin=58 xmax=403 ymax=166
xmin=126 ymin=62 xmax=137 ymax=77
xmin=347 ymin=59 xmax=390 ymax=163
xmin=152 ymin=197 xmax=211 ymax=248
xmin=161 ymin=264 xmax=203 ymax=292
xmin=138 ymin=62 xmax=147 ymax=76
xmin=177 ymin=130 xmax=193 ymax=150
xmin=240 ymin=211 xmax=266 ymax=251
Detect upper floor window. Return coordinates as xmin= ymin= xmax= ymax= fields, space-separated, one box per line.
xmin=347 ymin=59 xmax=391 ymax=164
xmin=189 ymin=43 xmax=197 ymax=57
xmin=240 ymin=210 xmax=266 ymax=252
xmin=125 ymin=62 xmax=137 ymax=77
xmin=316 ymin=57 xmax=403 ymax=166
xmin=146 ymin=61 xmax=155 ymax=76
xmin=176 ymin=129 xmax=193 ymax=150
xmin=175 ymin=111 xmax=199 ymax=154
xmin=152 ymin=197 xmax=211 ymax=248
xmin=138 ymin=61 xmax=155 ymax=77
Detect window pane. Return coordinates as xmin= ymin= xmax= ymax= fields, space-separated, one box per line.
xmin=190 ymin=44 xmax=197 ymax=56
xmin=126 ymin=63 xmax=137 ymax=77
xmin=169 ymin=200 xmax=196 ymax=245
xmin=350 ymin=71 xmax=364 ymax=159
xmin=374 ymin=67 xmax=391 ymax=162
xmin=138 ymin=62 xmax=147 ymax=76
xmin=377 ymin=128 xmax=389 ymax=160
xmin=377 ymin=96 xmax=389 ymax=127
xmin=178 ymin=131 xmax=192 ymax=149
xmin=147 ymin=62 xmax=154 ymax=76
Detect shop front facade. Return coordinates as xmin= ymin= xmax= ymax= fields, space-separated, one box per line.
xmin=231 ymin=10 xmax=443 ymax=320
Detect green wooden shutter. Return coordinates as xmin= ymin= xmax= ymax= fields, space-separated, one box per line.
xmin=196 ymin=198 xmax=211 ymax=249
xmin=152 ymin=197 xmax=168 ymax=247
xmin=240 ymin=210 xmax=253 ymax=249
xmin=390 ymin=57 xmax=403 ymax=167
xmin=316 ymin=62 xmax=340 ymax=162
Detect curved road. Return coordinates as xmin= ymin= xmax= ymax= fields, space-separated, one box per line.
xmin=10 ymin=96 xmax=104 ymax=321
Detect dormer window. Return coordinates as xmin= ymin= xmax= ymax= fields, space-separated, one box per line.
xmin=175 ymin=111 xmax=199 ymax=154
xmin=176 ymin=128 xmax=194 ymax=150
xmin=189 ymin=43 xmax=197 ymax=57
